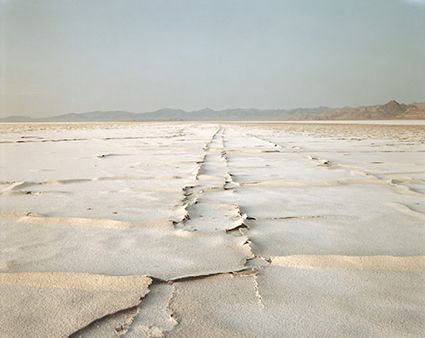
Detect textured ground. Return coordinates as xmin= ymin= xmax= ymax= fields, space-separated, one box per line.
xmin=0 ymin=121 xmax=424 ymax=337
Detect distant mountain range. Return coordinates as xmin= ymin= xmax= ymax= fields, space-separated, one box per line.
xmin=1 ymin=100 xmax=425 ymax=122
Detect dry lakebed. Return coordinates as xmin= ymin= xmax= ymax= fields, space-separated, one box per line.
xmin=0 ymin=121 xmax=424 ymax=337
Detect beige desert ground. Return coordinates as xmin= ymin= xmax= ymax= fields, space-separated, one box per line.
xmin=0 ymin=121 xmax=424 ymax=337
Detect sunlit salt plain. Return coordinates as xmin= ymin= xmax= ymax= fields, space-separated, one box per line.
xmin=0 ymin=122 xmax=424 ymax=337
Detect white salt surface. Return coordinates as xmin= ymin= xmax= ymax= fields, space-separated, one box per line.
xmin=0 ymin=121 xmax=424 ymax=337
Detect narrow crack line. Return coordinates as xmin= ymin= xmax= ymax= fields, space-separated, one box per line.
xmin=115 ymin=308 xmax=140 ymax=337
xmin=172 ymin=127 xmax=219 ymax=228
xmin=247 ymin=133 xmax=282 ymax=149
xmin=151 ymin=267 xmax=251 ymax=284
xmin=1 ymin=134 xmax=193 ymax=145
xmin=219 ymin=129 xmax=251 ymax=235
xmin=69 ymin=294 xmax=147 ymax=338
xmin=225 ymin=204 xmax=249 ymax=233
xmin=192 ymin=154 xmax=206 ymax=180
xmin=304 ymin=153 xmax=425 ymax=198
xmin=3 ymin=137 xmax=90 ymax=144
xmin=163 ymin=283 xmax=178 ymax=336
xmin=172 ymin=185 xmax=201 ymax=228
xmin=1 ymin=174 xmax=197 ymax=193
xmin=306 ymin=154 xmax=332 ymax=167
xmin=221 ymin=128 xmax=241 ymax=191
xmin=194 ymin=127 xmax=221 ymax=179
xmin=121 ymin=283 xmax=178 ymax=338
xmin=202 ymin=127 xmax=221 ymax=151
xmin=266 ymin=214 xmax=354 ymax=221
xmin=222 ymin=129 xmax=276 ymax=309
xmin=252 ymin=273 xmax=265 ymax=309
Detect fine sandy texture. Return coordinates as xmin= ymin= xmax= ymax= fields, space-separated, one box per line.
xmin=0 ymin=121 xmax=424 ymax=337
xmin=0 ymin=273 xmax=151 ymax=338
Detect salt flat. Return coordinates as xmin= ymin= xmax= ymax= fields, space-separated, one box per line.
xmin=0 ymin=122 xmax=424 ymax=337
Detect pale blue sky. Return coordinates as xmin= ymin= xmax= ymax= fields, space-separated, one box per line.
xmin=1 ymin=0 xmax=424 ymax=117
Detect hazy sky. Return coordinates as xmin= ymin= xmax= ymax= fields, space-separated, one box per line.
xmin=1 ymin=0 xmax=425 ymax=117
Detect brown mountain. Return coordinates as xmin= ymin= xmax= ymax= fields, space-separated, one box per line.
xmin=313 ymin=100 xmax=425 ymax=120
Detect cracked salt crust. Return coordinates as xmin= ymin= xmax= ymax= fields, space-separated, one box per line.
xmin=1 ymin=122 xmax=424 ymax=337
